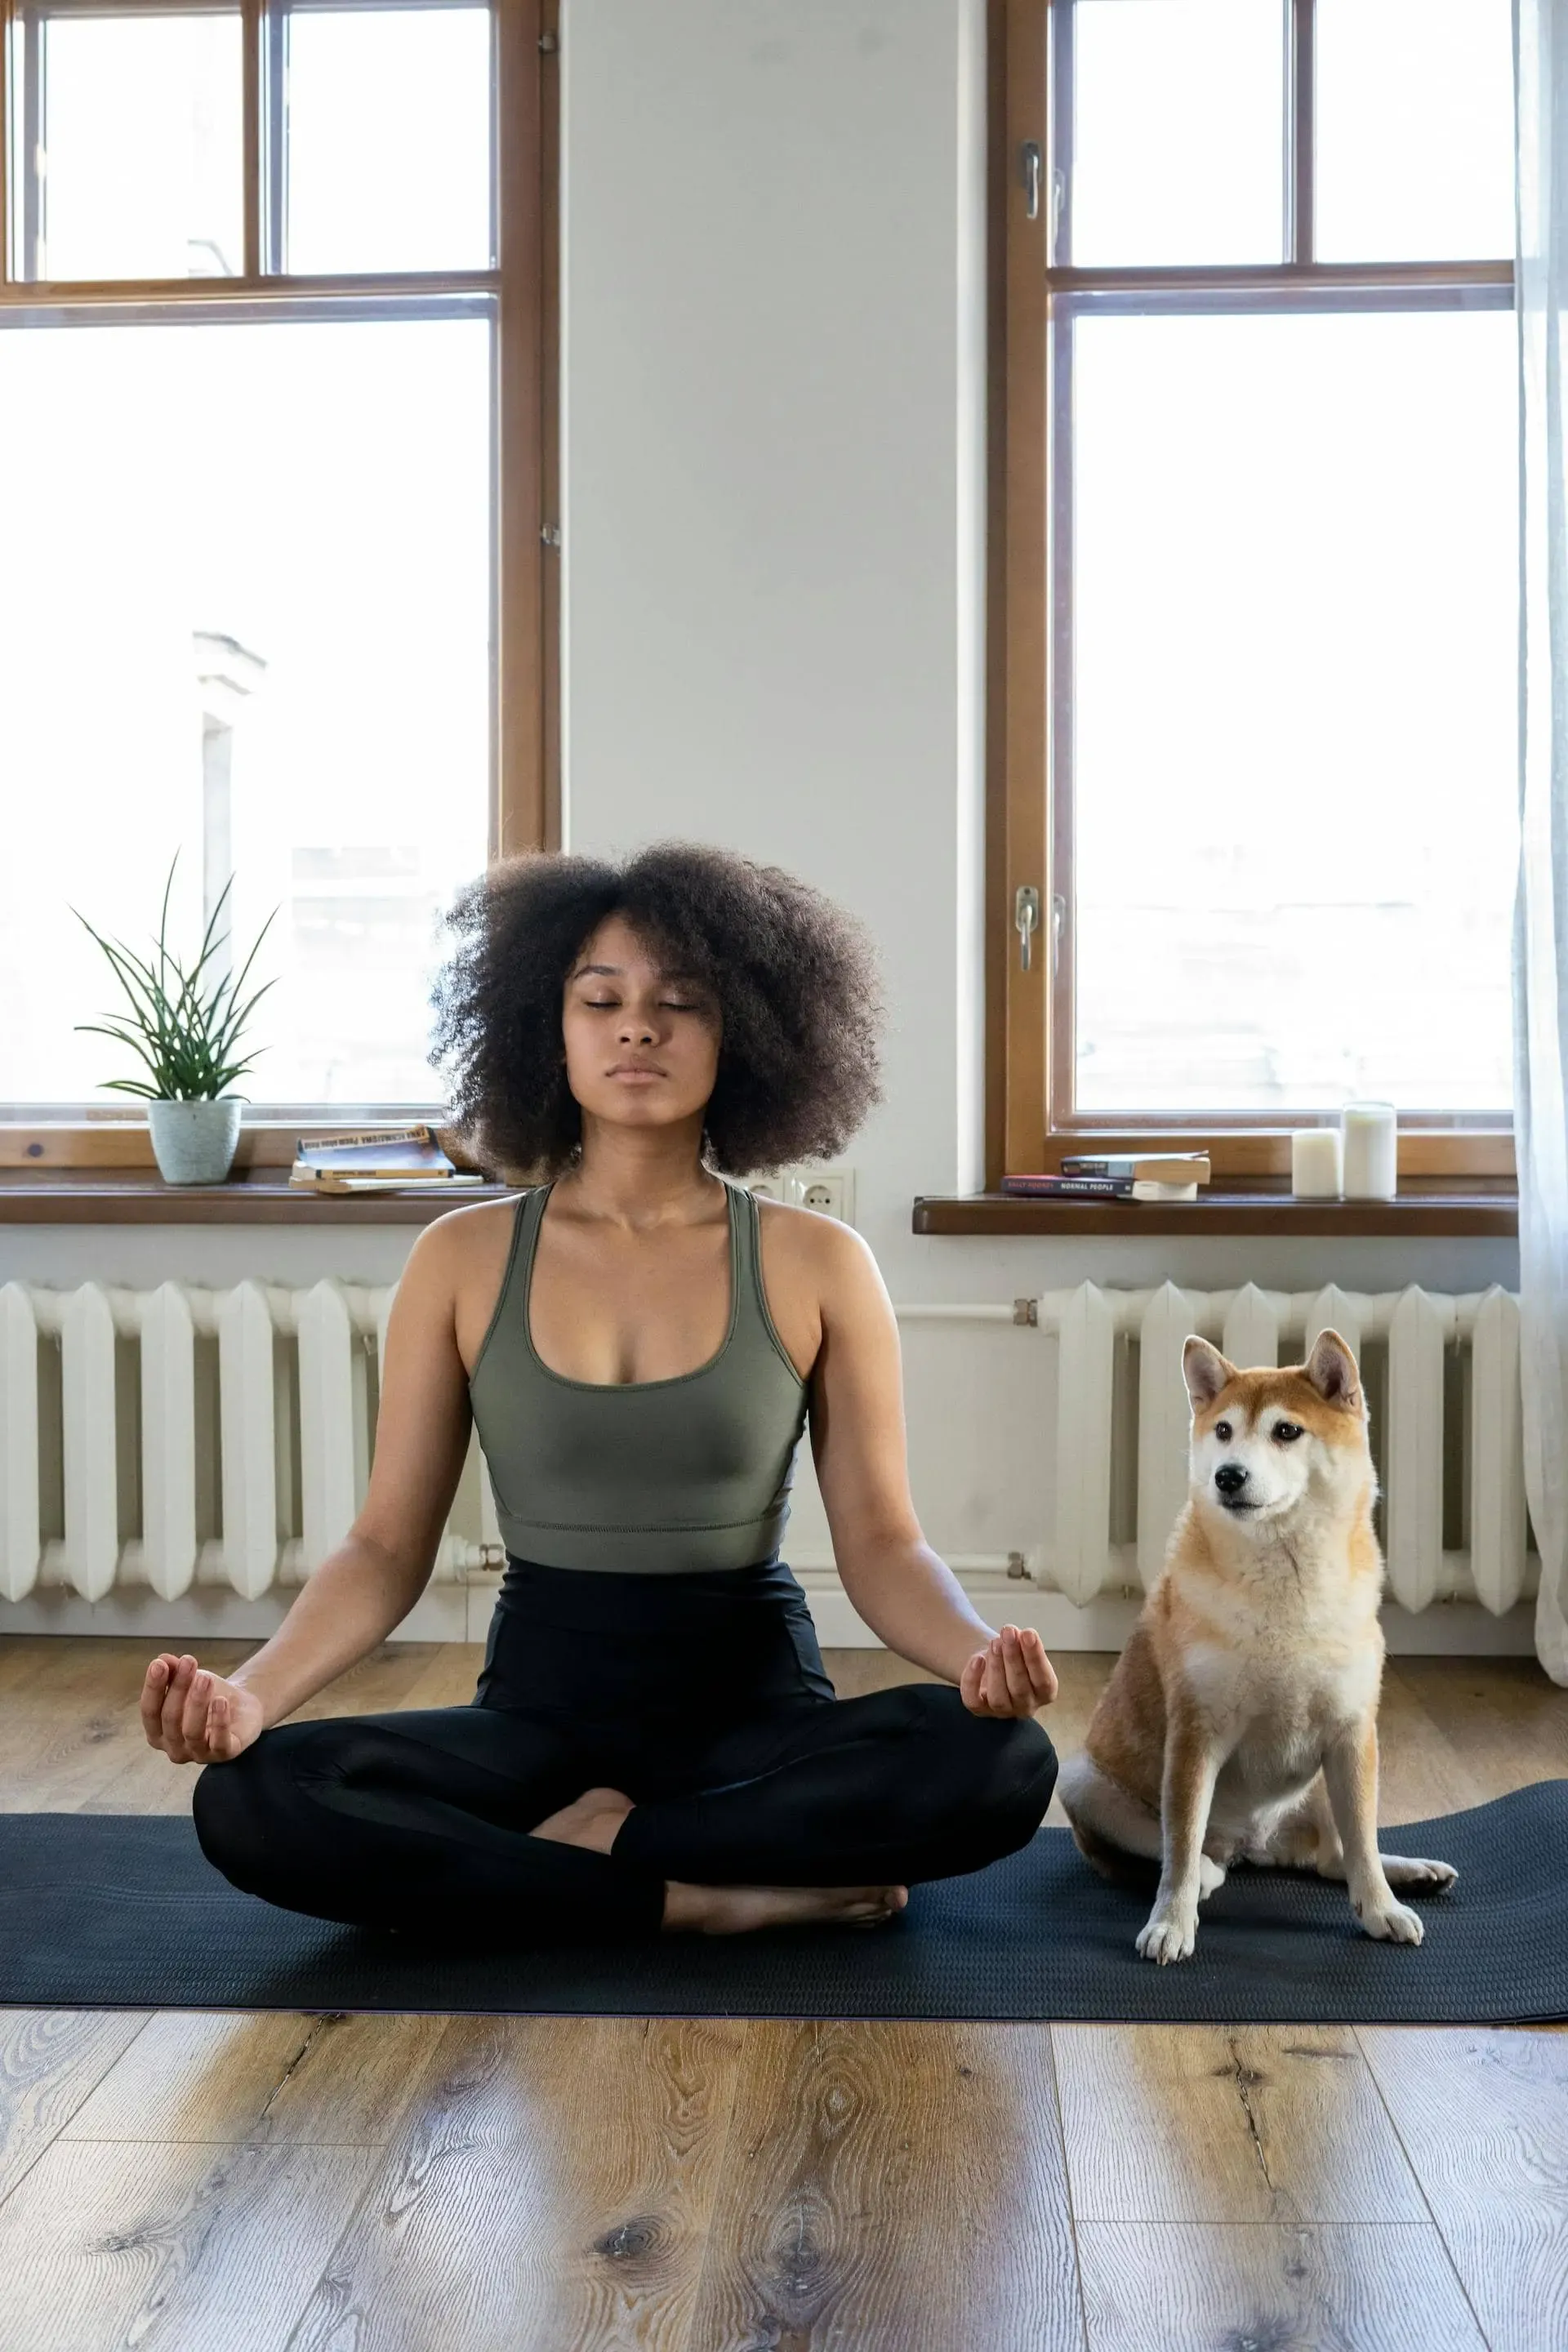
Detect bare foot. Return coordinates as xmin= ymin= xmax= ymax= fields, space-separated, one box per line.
xmin=529 ymin=1785 xmax=635 ymax=1856
xmin=529 ymin=1793 xmax=911 ymax=1936
xmin=662 ymin=1882 xmax=910 ymax=1935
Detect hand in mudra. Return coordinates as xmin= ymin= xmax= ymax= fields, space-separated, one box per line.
xmin=960 ymin=1624 xmax=1058 ymax=1718
xmin=140 ymin=1652 xmax=264 ymax=1765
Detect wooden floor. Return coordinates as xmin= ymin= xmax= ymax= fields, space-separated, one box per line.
xmin=1 ymin=1635 xmax=1565 ymax=2351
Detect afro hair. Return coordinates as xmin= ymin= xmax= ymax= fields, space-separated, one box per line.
xmin=429 ymin=839 xmax=885 ymax=1180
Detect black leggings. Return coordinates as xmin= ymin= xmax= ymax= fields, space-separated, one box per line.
xmin=192 ymin=1555 xmax=1058 ymax=1944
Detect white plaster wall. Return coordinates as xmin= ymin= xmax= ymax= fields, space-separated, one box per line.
xmin=560 ymin=0 xmax=989 ymax=1270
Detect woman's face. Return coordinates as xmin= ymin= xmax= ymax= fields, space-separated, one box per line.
xmin=561 ymin=912 xmax=722 ymax=1137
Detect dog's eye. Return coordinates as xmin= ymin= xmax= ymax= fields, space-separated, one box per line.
xmin=1214 ymin=1421 xmax=1232 ymax=1443
xmin=1273 ymin=1420 xmax=1303 ymax=1443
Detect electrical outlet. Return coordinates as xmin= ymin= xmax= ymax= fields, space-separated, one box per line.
xmin=743 ymin=1172 xmax=788 ymax=1204
xmin=786 ymin=1166 xmax=855 ymax=1224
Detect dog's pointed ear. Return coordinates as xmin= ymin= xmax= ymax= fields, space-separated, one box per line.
xmin=1183 ymin=1335 xmax=1235 ymax=1412
xmin=1304 ymin=1326 xmax=1362 ymax=1409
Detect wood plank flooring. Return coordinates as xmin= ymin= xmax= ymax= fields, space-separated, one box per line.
xmin=0 ymin=1633 xmax=1563 ymax=2351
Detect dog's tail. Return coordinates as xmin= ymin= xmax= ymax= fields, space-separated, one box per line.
xmin=1068 ymin=1818 xmax=1160 ymax=1895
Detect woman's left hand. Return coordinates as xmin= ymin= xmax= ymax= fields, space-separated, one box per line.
xmin=960 ymin=1624 xmax=1058 ymax=1718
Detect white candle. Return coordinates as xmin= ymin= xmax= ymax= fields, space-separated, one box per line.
xmin=1291 ymin=1129 xmax=1343 ymax=1198
xmin=1341 ymin=1100 xmax=1398 ymax=1200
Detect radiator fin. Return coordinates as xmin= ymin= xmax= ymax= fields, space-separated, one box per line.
xmin=1135 ymin=1283 xmax=1199 ymax=1592
xmin=140 ymin=1281 xmax=198 ymax=1600
xmin=0 ymin=1284 xmax=40 ymax=1601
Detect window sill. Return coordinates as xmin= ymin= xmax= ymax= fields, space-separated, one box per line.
xmin=0 ymin=1169 xmax=514 ymax=1225
xmin=913 ymin=1186 xmax=1520 ymax=1239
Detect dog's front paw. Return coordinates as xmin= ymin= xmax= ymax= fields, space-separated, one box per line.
xmin=1379 ymin=1854 xmax=1458 ymax=1891
xmin=1356 ymin=1895 xmax=1425 ymax=1944
xmin=1135 ymin=1904 xmax=1197 ymax=1964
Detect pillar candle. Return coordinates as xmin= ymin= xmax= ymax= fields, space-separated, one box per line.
xmin=1341 ymin=1100 xmax=1398 ymax=1200
xmin=1291 ymin=1129 xmax=1343 ymax=1198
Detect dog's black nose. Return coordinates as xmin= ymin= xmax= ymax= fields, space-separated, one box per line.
xmin=1214 ymin=1463 xmax=1249 ymax=1496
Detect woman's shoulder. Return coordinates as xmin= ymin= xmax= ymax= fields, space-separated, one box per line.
xmin=399 ymin=1187 xmax=532 ymax=1292
xmin=408 ymin=1190 xmax=538 ymax=1375
xmin=752 ymin=1189 xmax=881 ymax=1303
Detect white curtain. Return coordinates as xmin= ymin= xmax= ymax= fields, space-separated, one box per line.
xmin=1514 ymin=0 xmax=1568 ymax=1682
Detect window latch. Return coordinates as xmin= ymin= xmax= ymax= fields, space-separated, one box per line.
xmin=1020 ymin=141 xmax=1042 ymax=222
xmin=1014 ymin=884 xmax=1041 ymax=972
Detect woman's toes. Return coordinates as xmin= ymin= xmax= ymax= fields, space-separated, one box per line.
xmin=843 ymin=1883 xmax=909 ymax=1923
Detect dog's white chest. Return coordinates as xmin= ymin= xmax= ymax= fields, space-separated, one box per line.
xmin=1178 ymin=1601 xmax=1382 ymax=1805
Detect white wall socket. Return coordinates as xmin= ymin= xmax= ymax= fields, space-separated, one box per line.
xmin=789 ymin=1168 xmax=853 ymax=1223
xmin=743 ymin=1166 xmax=856 ymax=1224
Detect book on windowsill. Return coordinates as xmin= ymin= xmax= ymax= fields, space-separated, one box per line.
xmin=998 ymin=1172 xmax=1201 ymax=1203
xmin=288 ymin=1124 xmax=486 ymax=1193
xmin=1058 ymin=1152 xmax=1211 ymax=1185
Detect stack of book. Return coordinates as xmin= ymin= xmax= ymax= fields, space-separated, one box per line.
xmin=288 ymin=1124 xmax=487 ymax=1195
xmin=1000 ymin=1153 xmax=1211 ymax=1203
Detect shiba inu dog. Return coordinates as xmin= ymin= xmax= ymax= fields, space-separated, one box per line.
xmin=1057 ymin=1328 xmax=1458 ymax=1964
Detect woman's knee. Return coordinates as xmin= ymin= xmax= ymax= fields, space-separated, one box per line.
xmin=962 ymin=1706 xmax=1058 ymax=1818
xmin=886 ymin=1683 xmax=1057 ymax=1820
xmin=191 ymin=1729 xmax=314 ymax=1894
xmin=926 ymin=1703 xmax=1062 ymax=1824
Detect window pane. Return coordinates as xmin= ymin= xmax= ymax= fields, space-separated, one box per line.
xmin=1069 ymin=306 xmax=1517 ymax=1115
xmin=1069 ymin=0 xmax=1285 ymax=266
xmin=284 ymin=6 xmax=492 ymax=273
xmin=29 ymin=11 xmax=243 ymax=281
xmin=0 ymin=316 xmax=492 ymax=1107
xmin=1316 ymin=0 xmax=1515 ymax=262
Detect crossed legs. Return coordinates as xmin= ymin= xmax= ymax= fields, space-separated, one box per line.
xmin=193 ymin=1682 xmax=1058 ymax=1944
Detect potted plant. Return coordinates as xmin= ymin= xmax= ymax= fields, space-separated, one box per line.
xmin=72 ymin=853 xmax=280 ymax=1186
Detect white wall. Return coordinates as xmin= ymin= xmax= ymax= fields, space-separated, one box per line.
xmin=562 ymin=0 xmax=991 ymax=1264
xmin=0 ymin=0 xmax=1528 ymax=1654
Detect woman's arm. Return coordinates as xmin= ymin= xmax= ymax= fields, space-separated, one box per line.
xmin=141 ymin=1210 xmax=481 ymax=1763
xmin=805 ymin=1219 xmax=1057 ymax=1717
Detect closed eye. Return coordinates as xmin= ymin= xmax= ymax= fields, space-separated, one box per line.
xmin=1273 ymin=1421 xmax=1304 ymax=1443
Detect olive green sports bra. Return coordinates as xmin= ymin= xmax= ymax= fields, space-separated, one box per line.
xmin=466 ymin=1177 xmax=812 ymax=1573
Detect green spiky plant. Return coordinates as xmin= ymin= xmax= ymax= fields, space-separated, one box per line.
xmin=71 ymin=853 xmax=280 ymax=1102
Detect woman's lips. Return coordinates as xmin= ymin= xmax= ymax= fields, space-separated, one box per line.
xmin=608 ymin=1068 xmax=663 ymax=1083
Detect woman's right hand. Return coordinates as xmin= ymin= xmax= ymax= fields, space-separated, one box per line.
xmin=140 ymin=1652 xmax=265 ymax=1765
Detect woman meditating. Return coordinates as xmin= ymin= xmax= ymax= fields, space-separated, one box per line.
xmin=141 ymin=841 xmax=1059 ymax=1942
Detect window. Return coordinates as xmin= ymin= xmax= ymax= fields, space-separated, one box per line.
xmin=0 ymin=0 xmax=556 ymax=1147
xmin=990 ymin=0 xmax=1517 ymax=1179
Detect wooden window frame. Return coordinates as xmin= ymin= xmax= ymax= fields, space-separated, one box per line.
xmin=986 ymin=0 xmax=1517 ymax=1190
xmin=0 ymin=0 xmax=558 ymax=1173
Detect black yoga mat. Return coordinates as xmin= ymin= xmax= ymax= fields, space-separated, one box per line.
xmin=2 ymin=1782 xmax=1564 ymax=2025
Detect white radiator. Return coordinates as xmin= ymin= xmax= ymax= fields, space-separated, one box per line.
xmin=1024 ymin=1281 xmax=1532 ymax=1615
xmin=0 ymin=1276 xmax=1534 ymax=1625
xmin=0 ymin=1279 xmax=501 ymax=1604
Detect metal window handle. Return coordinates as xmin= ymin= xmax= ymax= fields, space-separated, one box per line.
xmin=1015 ymin=884 xmax=1041 ymax=972
xmin=1021 ymin=141 xmax=1041 ymax=222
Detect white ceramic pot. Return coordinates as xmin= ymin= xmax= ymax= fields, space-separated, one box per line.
xmin=146 ymin=1097 xmax=243 ymax=1185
